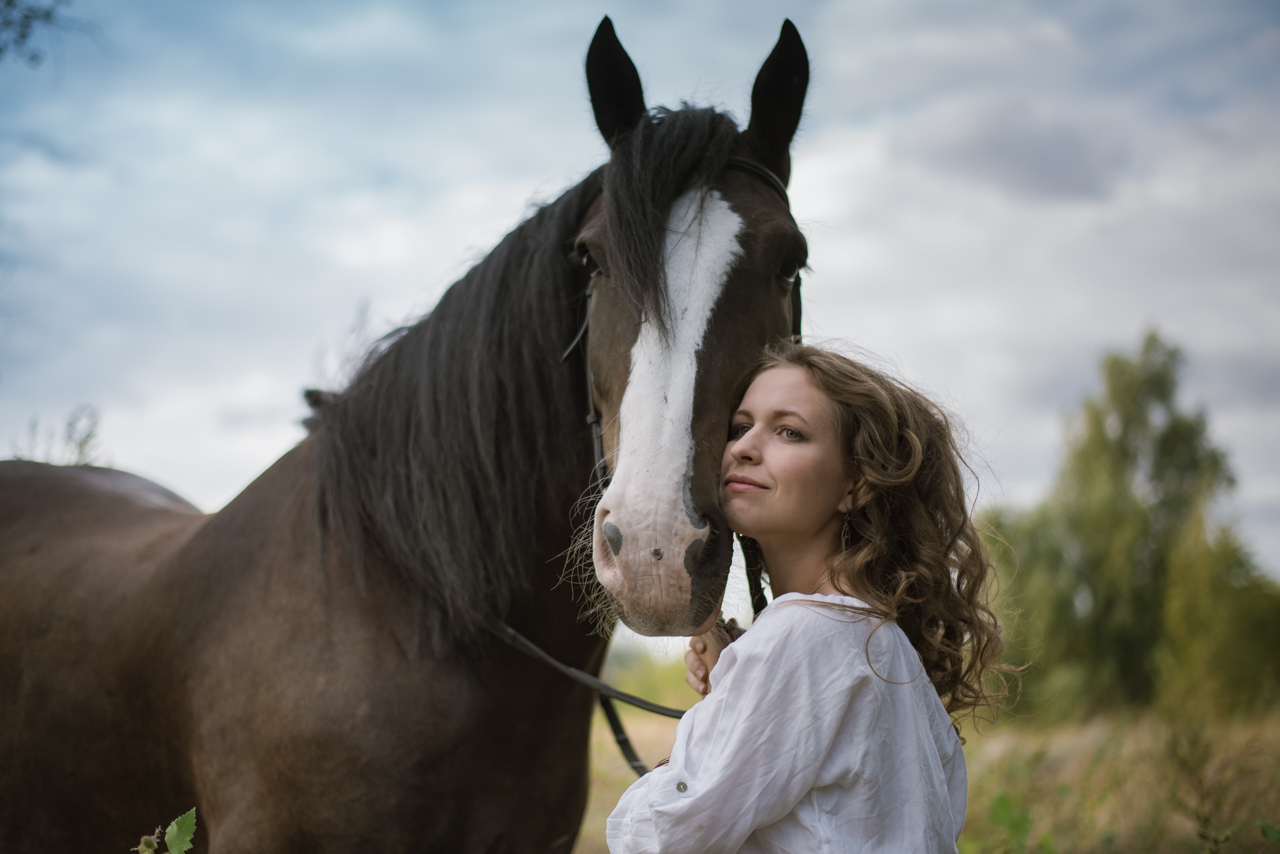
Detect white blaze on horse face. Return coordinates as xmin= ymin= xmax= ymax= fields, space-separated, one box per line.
xmin=594 ymin=189 xmax=743 ymax=634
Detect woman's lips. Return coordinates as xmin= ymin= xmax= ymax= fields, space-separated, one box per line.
xmin=724 ymin=474 xmax=768 ymax=492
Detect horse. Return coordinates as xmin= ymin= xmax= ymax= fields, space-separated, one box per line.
xmin=0 ymin=17 xmax=809 ymax=853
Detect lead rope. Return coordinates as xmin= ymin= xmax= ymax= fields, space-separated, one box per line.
xmin=494 ymin=154 xmax=797 ymax=776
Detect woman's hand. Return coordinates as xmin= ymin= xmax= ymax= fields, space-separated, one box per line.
xmin=684 ymin=618 xmax=743 ymax=696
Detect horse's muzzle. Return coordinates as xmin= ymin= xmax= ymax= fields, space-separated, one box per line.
xmin=593 ymin=495 xmax=731 ymax=636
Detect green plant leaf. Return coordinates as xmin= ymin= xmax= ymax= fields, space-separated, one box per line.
xmin=989 ymin=791 xmax=1032 ymax=844
xmin=164 ymin=808 xmax=196 ymax=854
xmin=1261 ymin=819 xmax=1280 ymax=844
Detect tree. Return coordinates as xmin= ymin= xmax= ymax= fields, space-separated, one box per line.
xmin=990 ymin=332 xmax=1280 ymax=718
xmin=1 ymin=0 xmax=71 ymax=67
xmin=9 ymin=404 xmax=103 ymax=465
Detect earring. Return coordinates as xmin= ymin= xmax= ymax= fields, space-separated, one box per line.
xmin=840 ymin=513 xmax=852 ymax=553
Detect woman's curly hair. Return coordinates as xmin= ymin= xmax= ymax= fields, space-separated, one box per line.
xmin=739 ymin=341 xmax=1007 ymax=722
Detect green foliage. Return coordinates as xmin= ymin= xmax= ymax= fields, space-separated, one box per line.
xmin=0 ymin=0 xmax=69 ymax=66
xmin=989 ymin=791 xmax=1032 ymax=851
xmin=165 ymin=809 xmax=196 ymax=854
xmin=131 ymin=809 xmax=196 ymax=854
xmin=988 ymin=332 xmax=1280 ymax=720
xmin=1156 ymin=505 xmax=1280 ymax=717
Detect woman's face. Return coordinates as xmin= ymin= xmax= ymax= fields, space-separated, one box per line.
xmin=720 ymin=365 xmax=855 ymax=546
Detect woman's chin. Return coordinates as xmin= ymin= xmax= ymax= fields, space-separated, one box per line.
xmin=721 ymin=497 xmax=756 ymax=536
xmin=723 ymin=513 xmax=760 ymax=541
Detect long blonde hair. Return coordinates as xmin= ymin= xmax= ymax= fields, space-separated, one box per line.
xmin=739 ymin=342 xmax=1006 ymax=720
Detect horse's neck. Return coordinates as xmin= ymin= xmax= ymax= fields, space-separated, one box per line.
xmin=443 ymin=292 xmax=601 ymax=667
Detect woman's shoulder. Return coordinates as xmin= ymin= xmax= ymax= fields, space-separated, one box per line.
xmin=756 ymin=592 xmax=877 ymax=630
xmin=731 ymin=593 xmax=871 ymax=651
xmin=742 ymin=593 xmax=919 ymax=672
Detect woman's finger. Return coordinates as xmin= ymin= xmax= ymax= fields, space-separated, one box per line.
xmin=684 ymin=649 xmax=706 ymax=678
xmin=684 ymin=671 xmax=707 ymax=695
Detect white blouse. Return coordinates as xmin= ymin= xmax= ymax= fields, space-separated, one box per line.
xmin=606 ymin=593 xmax=967 ymax=854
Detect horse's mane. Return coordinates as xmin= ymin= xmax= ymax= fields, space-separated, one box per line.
xmin=308 ymin=106 xmax=741 ymax=653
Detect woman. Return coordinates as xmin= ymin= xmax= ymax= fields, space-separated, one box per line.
xmin=606 ymin=342 xmax=1004 ymax=853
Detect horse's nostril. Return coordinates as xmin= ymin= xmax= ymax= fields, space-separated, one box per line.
xmin=603 ymin=522 xmax=623 ymax=556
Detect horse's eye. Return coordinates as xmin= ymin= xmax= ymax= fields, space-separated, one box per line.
xmin=578 ymin=248 xmax=601 ymax=278
xmin=779 ymin=261 xmax=800 ymax=284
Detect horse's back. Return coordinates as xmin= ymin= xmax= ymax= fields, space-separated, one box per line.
xmin=0 ymin=459 xmax=205 ymax=581
xmin=0 ymin=459 xmax=201 ymax=522
xmin=0 ymin=461 xmax=209 ymax=852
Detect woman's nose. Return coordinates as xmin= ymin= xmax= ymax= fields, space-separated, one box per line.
xmin=731 ymin=428 xmax=761 ymax=462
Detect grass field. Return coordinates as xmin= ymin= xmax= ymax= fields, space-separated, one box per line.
xmin=572 ymin=654 xmax=1280 ymax=854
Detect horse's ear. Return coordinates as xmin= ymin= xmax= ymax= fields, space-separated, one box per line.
xmin=586 ymin=16 xmax=646 ymax=148
xmin=744 ymin=20 xmax=809 ymax=184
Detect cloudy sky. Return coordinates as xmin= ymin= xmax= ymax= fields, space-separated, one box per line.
xmin=2 ymin=0 xmax=1278 ymax=582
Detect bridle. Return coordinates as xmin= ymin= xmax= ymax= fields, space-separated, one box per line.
xmin=557 ymin=156 xmax=800 ymax=490
xmin=488 ymin=155 xmax=799 ymax=776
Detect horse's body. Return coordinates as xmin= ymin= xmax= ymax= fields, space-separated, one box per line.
xmin=0 ymin=19 xmax=809 ymax=852
xmin=1 ymin=179 xmax=606 ymax=853
xmin=1 ymin=432 xmax=602 ymax=853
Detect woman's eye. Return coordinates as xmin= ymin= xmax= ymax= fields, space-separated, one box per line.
xmin=782 ymin=427 xmax=802 ymax=440
xmin=730 ymin=423 xmax=750 ymax=438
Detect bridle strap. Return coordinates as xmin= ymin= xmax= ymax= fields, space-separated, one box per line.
xmin=724 ymin=156 xmax=802 ymax=343
xmin=487 ymin=619 xmax=685 ymax=719
xmin=738 ymin=534 xmax=771 ymax=618
xmin=567 ymin=154 xmax=800 ymax=486
xmin=561 ymin=283 xmax=610 ymax=489
xmin=485 ymin=619 xmax=684 ymax=778
xmin=723 ymin=155 xmax=790 ymax=207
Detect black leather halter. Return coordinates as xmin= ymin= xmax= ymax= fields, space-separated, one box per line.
xmin=559 ymin=155 xmax=801 ymax=491
xmin=489 ymin=156 xmax=799 ymax=776
xmin=725 ymin=155 xmax=790 ymax=207
xmin=725 ymin=155 xmax=803 ymax=344
xmin=721 ymin=156 xmax=799 ymax=618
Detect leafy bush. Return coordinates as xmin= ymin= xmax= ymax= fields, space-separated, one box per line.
xmin=987 ymin=332 xmax=1280 ymax=720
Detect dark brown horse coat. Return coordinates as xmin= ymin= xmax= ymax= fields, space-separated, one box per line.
xmin=1 ymin=448 xmax=605 ymax=851
xmin=0 ymin=18 xmax=809 ymax=853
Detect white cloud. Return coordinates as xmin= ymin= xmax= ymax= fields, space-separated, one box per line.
xmin=898 ymin=99 xmax=1132 ymax=200
xmin=253 ymin=4 xmax=441 ymax=59
xmin=1 ymin=0 xmax=1278 ymax=580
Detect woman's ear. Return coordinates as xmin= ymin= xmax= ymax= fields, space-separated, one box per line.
xmin=836 ymin=475 xmax=857 ymax=515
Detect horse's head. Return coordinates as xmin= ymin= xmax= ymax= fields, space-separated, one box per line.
xmin=577 ymin=18 xmax=809 ymax=636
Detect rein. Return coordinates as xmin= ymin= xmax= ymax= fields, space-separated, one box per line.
xmin=489 ymin=155 xmax=798 ymax=777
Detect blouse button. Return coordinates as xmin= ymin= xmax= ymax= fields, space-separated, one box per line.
xmin=676 ymin=781 xmax=688 ymax=793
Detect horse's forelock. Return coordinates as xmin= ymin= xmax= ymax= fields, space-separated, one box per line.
xmin=603 ymin=106 xmax=741 ymax=332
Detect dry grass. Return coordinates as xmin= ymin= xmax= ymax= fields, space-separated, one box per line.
xmin=573 ymin=654 xmax=687 ymax=854
xmin=573 ymin=705 xmax=682 ymax=854
xmin=573 ymin=653 xmax=1280 ymax=853
xmin=958 ymin=713 xmax=1280 ymax=853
